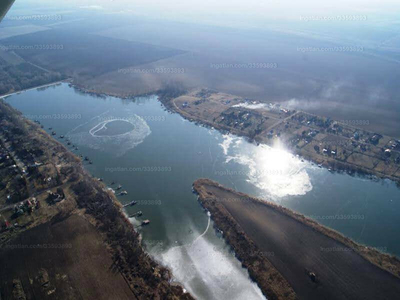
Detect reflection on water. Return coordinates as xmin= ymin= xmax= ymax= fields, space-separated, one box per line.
xmin=5 ymin=84 xmax=267 ymax=300
xmin=221 ymin=135 xmax=313 ymax=199
xmin=5 ymin=83 xmax=400 ymax=299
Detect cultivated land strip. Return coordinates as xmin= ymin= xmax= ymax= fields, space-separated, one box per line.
xmin=193 ymin=179 xmax=400 ymax=300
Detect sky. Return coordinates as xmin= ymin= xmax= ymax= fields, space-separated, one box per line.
xmin=20 ymin=0 xmax=400 ymax=27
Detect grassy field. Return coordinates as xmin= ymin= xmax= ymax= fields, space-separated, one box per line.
xmin=2 ymin=30 xmax=184 ymax=80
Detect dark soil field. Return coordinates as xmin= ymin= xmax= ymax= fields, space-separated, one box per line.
xmin=1 ymin=30 xmax=184 ymax=80
xmin=0 ymin=214 xmax=135 ymax=300
xmin=194 ymin=179 xmax=400 ymax=300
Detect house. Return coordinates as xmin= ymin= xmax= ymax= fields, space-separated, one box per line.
xmin=370 ymin=134 xmax=381 ymax=145
xmin=47 ymin=190 xmax=64 ymax=203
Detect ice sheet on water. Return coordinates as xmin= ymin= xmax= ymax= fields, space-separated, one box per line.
xmin=67 ymin=110 xmax=151 ymax=157
xmin=157 ymin=236 xmax=265 ymax=300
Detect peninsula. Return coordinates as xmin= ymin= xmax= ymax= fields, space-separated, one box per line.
xmin=193 ymin=179 xmax=400 ymax=300
xmin=160 ymin=88 xmax=400 ymax=184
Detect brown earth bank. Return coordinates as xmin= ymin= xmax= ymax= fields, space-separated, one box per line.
xmin=0 ymin=99 xmax=193 ymax=300
xmin=193 ymin=179 xmax=400 ymax=300
xmin=0 ymin=214 xmax=135 ymax=300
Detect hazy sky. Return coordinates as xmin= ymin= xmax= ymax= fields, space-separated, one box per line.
xmin=18 ymin=0 xmax=400 ymax=27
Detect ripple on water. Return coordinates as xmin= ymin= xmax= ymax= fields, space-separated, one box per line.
xmin=68 ymin=111 xmax=151 ymax=157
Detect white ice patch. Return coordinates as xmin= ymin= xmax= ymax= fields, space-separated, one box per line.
xmin=157 ymin=235 xmax=265 ymax=299
xmin=89 ymin=119 xmax=134 ymax=138
xmin=219 ymin=134 xmax=234 ymax=155
xmin=122 ymin=209 xmax=141 ymax=227
xmin=67 ymin=110 xmax=151 ymax=157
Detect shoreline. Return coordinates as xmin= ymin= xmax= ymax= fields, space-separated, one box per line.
xmin=3 ymin=78 xmax=400 ymax=298
xmin=193 ymin=178 xmax=400 ymax=300
xmin=8 ymin=82 xmax=399 ymax=189
xmin=157 ymin=89 xmax=400 ymax=186
xmin=0 ymin=79 xmax=72 ymax=100
xmin=0 ymin=99 xmax=193 ymax=299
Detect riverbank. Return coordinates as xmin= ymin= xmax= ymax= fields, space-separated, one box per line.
xmin=9 ymin=82 xmax=400 ymax=187
xmin=159 ymin=88 xmax=400 ymax=185
xmin=0 ymin=79 xmax=71 ymax=99
xmin=0 ymin=99 xmax=193 ymax=299
xmin=193 ymin=179 xmax=400 ymax=300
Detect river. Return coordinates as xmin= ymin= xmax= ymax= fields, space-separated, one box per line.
xmin=4 ymin=83 xmax=400 ymax=299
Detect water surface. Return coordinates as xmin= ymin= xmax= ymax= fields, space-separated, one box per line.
xmin=5 ymin=83 xmax=400 ymax=299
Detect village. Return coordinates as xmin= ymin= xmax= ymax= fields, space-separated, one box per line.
xmin=167 ymin=89 xmax=400 ymax=183
xmin=0 ymin=99 xmax=181 ymax=299
xmin=0 ymin=106 xmax=150 ymax=245
xmin=0 ymin=113 xmax=72 ymax=244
